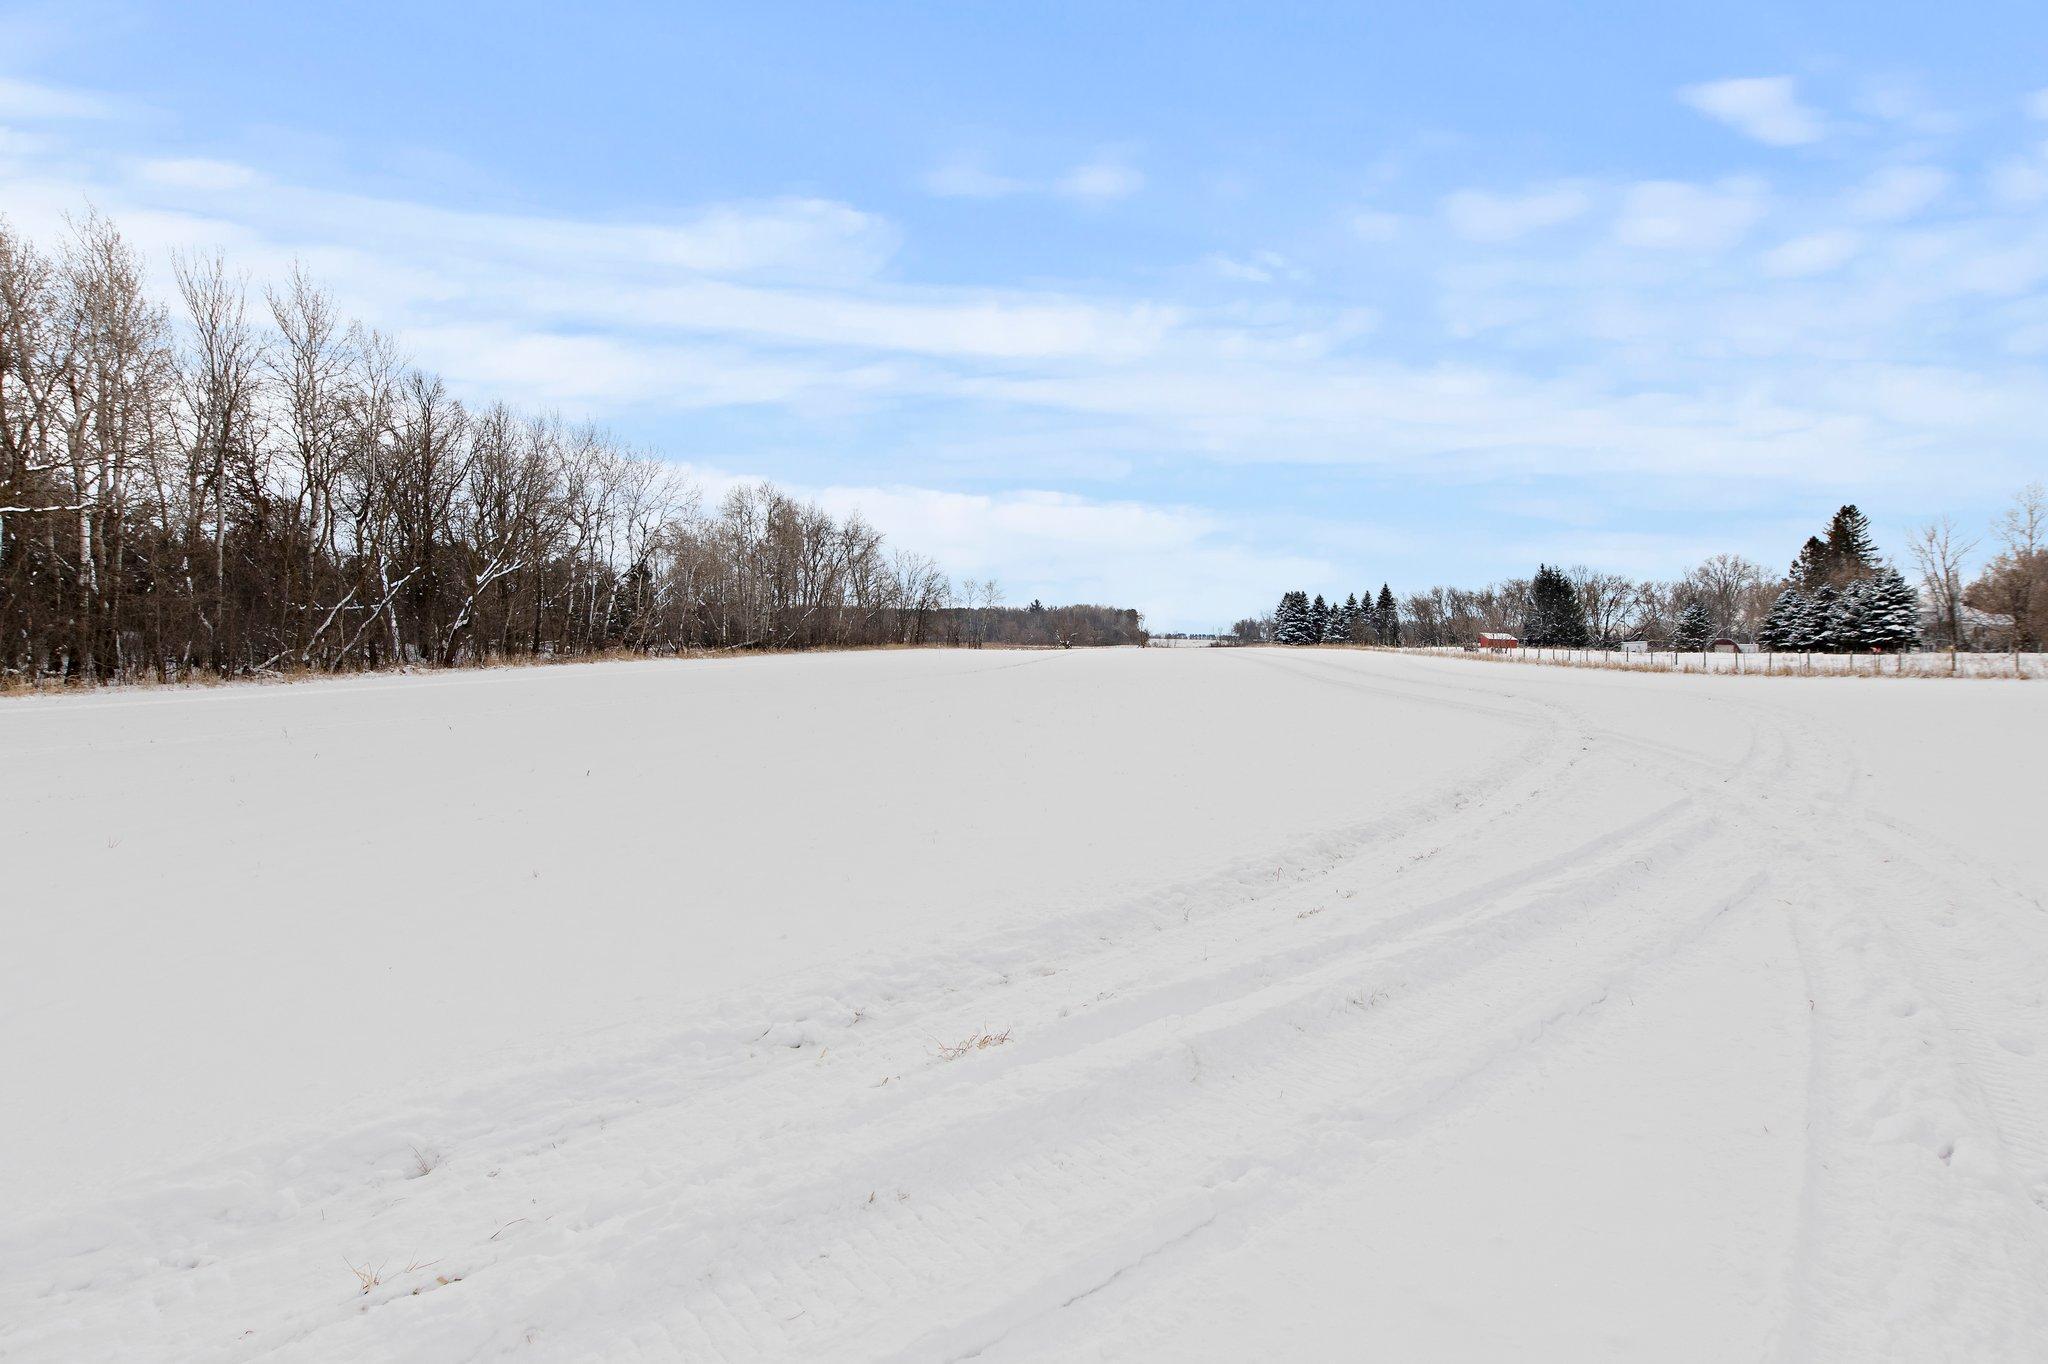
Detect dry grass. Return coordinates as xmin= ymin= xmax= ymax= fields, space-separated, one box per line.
xmin=934 ymin=1028 xmax=1013 ymax=1061
xmin=0 ymin=640 xmax=1047 ymax=701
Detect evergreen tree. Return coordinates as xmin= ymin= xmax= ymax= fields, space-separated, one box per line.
xmin=1757 ymin=588 xmax=1805 ymax=651
xmin=1801 ymin=584 xmax=1843 ymax=652
xmin=1376 ymin=584 xmax=1400 ymax=645
xmin=1863 ymin=565 xmax=1922 ymax=652
xmin=1274 ymin=590 xmax=1309 ymax=644
xmin=1308 ymin=594 xmax=1330 ymax=643
xmin=1824 ymin=505 xmax=1880 ymax=583
xmin=1789 ymin=536 xmax=1831 ymax=592
xmin=1672 ymin=601 xmax=1714 ymax=651
xmin=1522 ymin=564 xmax=1589 ymax=647
xmin=1835 ymin=578 xmax=1875 ymax=652
xmin=1340 ymin=593 xmax=1361 ymax=642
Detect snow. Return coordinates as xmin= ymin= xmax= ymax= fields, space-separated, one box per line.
xmin=3 ymin=647 xmax=2045 ymax=1360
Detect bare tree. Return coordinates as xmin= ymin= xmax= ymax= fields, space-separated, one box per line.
xmin=1967 ymin=483 xmax=2048 ymax=666
xmin=1909 ymin=515 xmax=1979 ymax=670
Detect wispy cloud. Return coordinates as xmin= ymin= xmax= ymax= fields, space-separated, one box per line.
xmin=921 ymin=148 xmax=1143 ymax=202
xmin=0 ymin=74 xmax=116 ymax=121
xmin=1348 ymin=208 xmax=1402 ymax=243
xmin=1613 ymin=178 xmax=1767 ymax=251
xmin=1763 ymin=230 xmax=1861 ymax=277
xmin=1056 ymin=151 xmax=1144 ymax=202
xmin=1442 ymin=184 xmax=1591 ymax=243
xmin=1847 ymin=164 xmax=1947 ymax=221
xmin=1206 ymin=250 xmax=1302 ymax=284
xmin=919 ymin=157 xmax=1028 ymax=199
xmin=1679 ymin=76 xmax=1823 ymax=146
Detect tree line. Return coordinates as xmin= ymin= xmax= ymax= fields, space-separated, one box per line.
xmin=0 ymin=211 xmax=1141 ymax=685
xmin=1241 ymin=585 xmax=1401 ymax=646
xmin=1252 ymin=493 xmax=2046 ymax=655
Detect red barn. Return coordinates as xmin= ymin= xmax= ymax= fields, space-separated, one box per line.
xmin=1478 ymin=632 xmax=1520 ymax=650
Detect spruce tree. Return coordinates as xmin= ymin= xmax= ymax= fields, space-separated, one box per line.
xmin=1863 ymin=565 xmax=1921 ymax=652
xmin=1341 ymin=593 xmax=1361 ymax=642
xmin=1835 ymin=578 xmax=1876 ymax=652
xmin=1802 ymin=584 xmax=1843 ymax=652
xmin=1672 ymin=601 xmax=1714 ymax=651
xmin=1308 ymin=594 xmax=1330 ymax=643
xmin=1377 ymin=584 xmax=1400 ymax=645
xmin=1274 ymin=591 xmax=1307 ymax=644
xmin=1758 ymin=588 xmax=1805 ymax=651
xmin=1522 ymin=565 xmax=1589 ymax=647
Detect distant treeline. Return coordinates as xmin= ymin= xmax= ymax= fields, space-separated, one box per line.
xmin=979 ymin=601 xmax=1146 ymax=647
xmin=1250 ymin=497 xmax=2046 ymax=654
xmin=0 ymin=211 xmax=1141 ymax=685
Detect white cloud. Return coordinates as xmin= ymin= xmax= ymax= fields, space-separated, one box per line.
xmin=921 ymin=157 xmax=1028 ymax=199
xmin=1613 ymin=179 xmax=1767 ymax=251
xmin=0 ymin=75 xmax=114 ymax=121
xmin=1679 ymin=76 xmax=1823 ymax=146
xmin=136 ymin=157 xmax=264 ymax=191
xmin=1348 ymin=209 xmax=1402 ymax=243
xmin=1763 ymin=230 xmax=1862 ymax=277
xmin=1442 ymin=184 xmax=1591 ymax=243
xmin=1990 ymin=144 xmax=2048 ymax=204
xmin=922 ymin=149 xmax=1143 ymax=203
xmin=1057 ymin=154 xmax=1144 ymax=202
xmin=1847 ymin=164 xmax=1947 ymax=221
xmin=1206 ymin=250 xmax=1301 ymax=284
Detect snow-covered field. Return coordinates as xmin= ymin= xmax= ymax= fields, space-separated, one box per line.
xmin=4 ymin=648 xmax=2045 ymax=1360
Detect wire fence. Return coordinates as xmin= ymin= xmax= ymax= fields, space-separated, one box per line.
xmin=1417 ymin=645 xmax=2045 ymax=679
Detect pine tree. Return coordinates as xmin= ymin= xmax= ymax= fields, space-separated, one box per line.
xmin=1339 ymin=593 xmax=1360 ymax=642
xmin=1672 ymin=601 xmax=1713 ymax=651
xmin=1308 ymin=594 xmax=1330 ymax=643
xmin=1863 ymin=565 xmax=1921 ymax=652
xmin=1824 ymin=505 xmax=1880 ymax=584
xmin=1789 ymin=536 xmax=1831 ymax=592
xmin=1758 ymin=588 xmax=1805 ymax=651
xmin=1376 ymin=584 xmax=1399 ymax=645
xmin=1801 ymin=584 xmax=1843 ymax=652
xmin=1522 ymin=565 xmax=1589 ymax=647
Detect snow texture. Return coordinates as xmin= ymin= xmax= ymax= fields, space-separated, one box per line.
xmin=3 ymin=647 xmax=2046 ymax=1360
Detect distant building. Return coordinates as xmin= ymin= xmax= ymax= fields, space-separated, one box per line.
xmin=1477 ymin=632 xmax=1520 ymax=650
xmin=1710 ymin=638 xmax=1741 ymax=653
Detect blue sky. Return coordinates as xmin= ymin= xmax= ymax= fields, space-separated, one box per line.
xmin=3 ymin=1 xmax=2045 ymax=627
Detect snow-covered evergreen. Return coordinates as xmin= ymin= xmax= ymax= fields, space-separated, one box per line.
xmin=1274 ymin=591 xmax=1311 ymax=645
xmin=1863 ymin=566 xmax=1922 ymax=652
xmin=1758 ymin=588 xmax=1804 ymax=651
xmin=1835 ymin=578 xmax=1876 ymax=652
xmin=1671 ymin=601 xmax=1713 ymax=651
xmin=1376 ymin=584 xmax=1400 ymax=645
xmin=1523 ymin=565 xmax=1589 ymax=647
xmin=1801 ymin=585 xmax=1843 ymax=652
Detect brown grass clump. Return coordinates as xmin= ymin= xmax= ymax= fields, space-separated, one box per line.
xmin=934 ymin=1029 xmax=1012 ymax=1060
